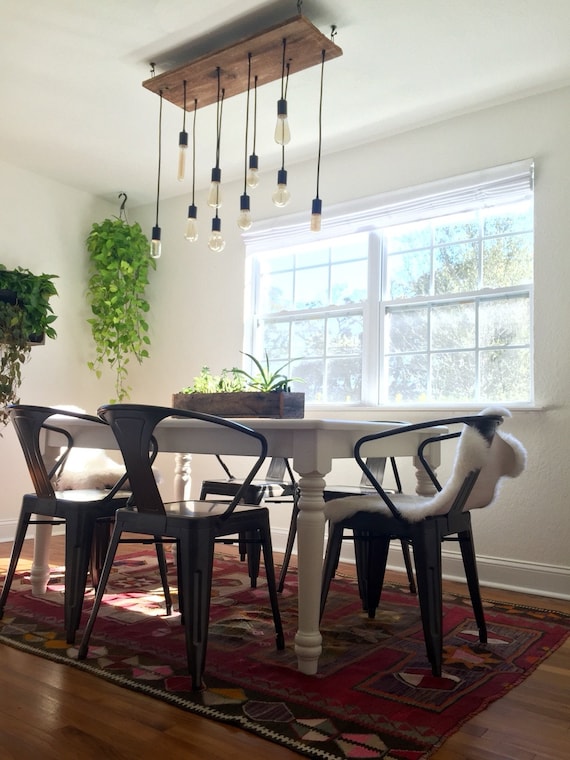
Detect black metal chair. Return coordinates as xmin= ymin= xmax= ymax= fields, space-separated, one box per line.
xmin=323 ymin=456 xmax=417 ymax=596
xmin=0 ymin=404 xmax=171 ymax=644
xmin=200 ymin=456 xmax=298 ymax=591
xmin=78 ymin=404 xmax=285 ymax=691
xmin=320 ymin=411 xmax=526 ymax=677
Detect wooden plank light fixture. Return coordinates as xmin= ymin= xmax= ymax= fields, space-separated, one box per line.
xmin=142 ymin=8 xmax=342 ymax=253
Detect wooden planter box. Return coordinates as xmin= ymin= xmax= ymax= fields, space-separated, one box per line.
xmin=172 ymin=391 xmax=304 ymax=418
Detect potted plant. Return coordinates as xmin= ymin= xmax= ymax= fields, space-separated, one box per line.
xmin=86 ymin=216 xmax=155 ymax=402
xmin=173 ymin=353 xmax=305 ymax=418
xmin=0 ymin=265 xmax=58 ymax=427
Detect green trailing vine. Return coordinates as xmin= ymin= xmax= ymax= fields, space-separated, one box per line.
xmin=86 ymin=217 xmax=155 ymax=402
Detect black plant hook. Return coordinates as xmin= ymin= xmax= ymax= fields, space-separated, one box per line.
xmin=118 ymin=192 xmax=128 ymax=223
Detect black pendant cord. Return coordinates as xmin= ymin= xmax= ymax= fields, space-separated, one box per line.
xmin=252 ymin=74 xmax=258 ymax=156
xmin=182 ymin=80 xmax=187 ymax=133
xmin=243 ymin=53 xmax=252 ymax=195
xmin=280 ymin=38 xmax=287 ymax=100
xmin=314 ymin=50 xmax=325 ymax=201
xmin=155 ymin=90 xmax=163 ymax=227
xmin=214 ymin=68 xmax=225 ymax=171
xmin=191 ymin=98 xmax=197 ymax=204
xmin=280 ymin=61 xmax=290 ymax=172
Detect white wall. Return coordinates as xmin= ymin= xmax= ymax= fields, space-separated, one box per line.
xmin=1 ymin=85 xmax=569 ymax=598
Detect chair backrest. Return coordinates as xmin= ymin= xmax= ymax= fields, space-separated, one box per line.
xmin=8 ymin=404 xmax=126 ymax=498
xmin=354 ymin=412 xmax=525 ymax=522
xmin=98 ymin=404 xmax=268 ymax=519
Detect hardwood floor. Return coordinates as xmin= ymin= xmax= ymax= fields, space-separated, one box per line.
xmin=0 ymin=537 xmax=568 ymax=760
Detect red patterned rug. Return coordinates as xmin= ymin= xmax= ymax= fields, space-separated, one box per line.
xmin=0 ymin=552 xmax=568 ymax=759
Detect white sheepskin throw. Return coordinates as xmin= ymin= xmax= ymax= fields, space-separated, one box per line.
xmin=50 ymin=405 xmax=162 ymax=491
xmin=325 ymin=413 xmax=527 ymax=524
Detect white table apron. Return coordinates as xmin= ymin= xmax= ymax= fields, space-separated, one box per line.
xmin=40 ymin=417 xmax=444 ymax=675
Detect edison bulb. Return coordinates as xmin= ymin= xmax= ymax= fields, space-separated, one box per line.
xmin=208 ymin=217 xmax=225 ymax=252
xmin=274 ymin=98 xmax=291 ymax=145
xmin=310 ymin=198 xmax=322 ymax=232
xmin=247 ymin=154 xmax=260 ymax=188
xmin=207 ymin=166 xmax=222 ymax=208
xmin=237 ymin=194 xmax=252 ymax=231
xmin=272 ymin=168 xmax=291 ymax=207
xmin=177 ymin=131 xmax=188 ymax=181
xmin=150 ymin=226 xmax=162 ymax=259
xmin=185 ymin=204 xmax=198 ymax=242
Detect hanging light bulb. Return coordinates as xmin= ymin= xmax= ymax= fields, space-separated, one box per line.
xmin=310 ymin=198 xmax=322 ymax=232
xmin=150 ymin=88 xmax=163 ymax=258
xmin=185 ymin=99 xmax=199 ymax=243
xmin=185 ymin=203 xmax=198 ymax=242
xmin=208 ymin=215 xmax=225 ymax=252
xmin=150 ymin=225 xmax=162 ymax=258
xmin=247 ymin=153 xmax=259 ymax=189
xmin=177 ymin=81 xmax=188 ymax=181
xmin=247 ymin=75 xmax=260 ymax=188
xmin=274 ymin=98 xmax=291 ymax=145
xmin=207 ymin=166 xmax=222 ymax=208
xmin=272 ymin=168 xmax=290 ymax=207
xmin=274 ymin=40 xmax=291 ymax=145
xmin=237 ymin=194 xmax=252 ymax=230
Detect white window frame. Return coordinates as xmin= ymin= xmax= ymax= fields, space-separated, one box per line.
xmin=243 ymin=159 xmax=534 ymax=410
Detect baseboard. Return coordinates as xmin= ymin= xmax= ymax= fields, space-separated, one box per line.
xmin=2 ymin=522 xmax=567 ymax=601
xmin=270 ymin=529 xmax=570 ymax=602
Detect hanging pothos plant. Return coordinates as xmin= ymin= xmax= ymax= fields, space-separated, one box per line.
xmin=86 ymin=206 xmax=155 ymax=403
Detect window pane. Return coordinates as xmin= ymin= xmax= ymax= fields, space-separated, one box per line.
xmin=291 ymin=318 xmax=325 ymax=356
xmin=326 ymin=357 xmax=362 ymax=402
xmin=259 ymin=271 xmax=293 ymax=313
xmin=480 ymin=348 xmax=530 ymax=401
xmin=386 ymin=249 xmax=431 ymax=299
xmin=482 ymin=233 xmax=533 ymax=287
xmin=327 ymin=314 xmax=363 ymax=356
xmin=385 ymin=220 xmax=431 ymax=253
xmin=386 ymin=307 xmax=428 ymax=353
xmin=331 ymin=260 xmax=367 ymax=304
xmin=431 ymin=351 xmax=476 ymax=401
xmin=292 ymin=358 xmax=324 ymax=400
xmin=431 ymin=302 xmax=475 ymax=350
xmin=294 ymin=266 xmax=329 ymax=309
xmin=479 ymin=296 xmax=529 ymax=346
xmin=260 ymin=321 xmax=290 ymax=359
xmin=483 ymin=202 xmax=532 ymax=236
xmin=385 ymin=353 xmax=429 ymax=402
xmin=434 ymin=241 xmax=478 ymax=294
xmin=433 ymin=212 xmax=479 ymax=244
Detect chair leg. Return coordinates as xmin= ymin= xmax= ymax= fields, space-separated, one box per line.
xmin=277 ymin=501 xmax=299 ymax=592
xmin=154 ymin=539 xmax=173 ymax=616
xmin=245 ymin=532 xmax=261 ymax=589
xmin=77 ymin=522 xmax=123 ymax=659
xmin=320 ymin=523 xmax=344 ymax=621
xmin=176 ymin=530 xmax=215 ymax=690
xmin=64 ymin=513 xmax=96 ymax=644
xmin=400 ymin=539 xmax=416 ymax=594
xmin=0 ymin=512 xmax=32 ymax=617
xmin=90 ymin=518 xmax=113 ymax=589
xmin=364 ymin=534 xmax=390 ymax=619
xmin=411 ymin=523 xmax=444 ymax=676
xmin=259 ymin=518 xmax=285 ymax=650
xmin=458 ymin=527 xmax=487 ymax=643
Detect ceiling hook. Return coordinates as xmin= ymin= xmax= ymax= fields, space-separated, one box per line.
xmin=297 ymin=0 xmax=302 ymax=14
xmin=330 ymin=25 xmax=337 ymax=41
xmin=118 ymin=191 xmax=128 ymax=221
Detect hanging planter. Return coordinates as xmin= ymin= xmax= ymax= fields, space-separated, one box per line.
xmin=0 ymin=265 xmax=58 ymax=428
xmin=86 ymin=195 xmax=155 ymax=402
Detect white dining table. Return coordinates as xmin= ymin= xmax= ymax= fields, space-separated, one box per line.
xmin=39 ymin=416 xmax=444 ymax=675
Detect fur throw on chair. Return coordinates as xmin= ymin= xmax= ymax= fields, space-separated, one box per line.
xmin=325 ymin=408 xmax=527 ymax=524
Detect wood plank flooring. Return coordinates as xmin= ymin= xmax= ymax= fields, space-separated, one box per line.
xmin=0 ymin=537 xmax=568 ymax=760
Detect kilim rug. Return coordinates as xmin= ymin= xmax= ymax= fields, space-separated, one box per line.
xmin=0 ymin=552 xmax=568 ymax=760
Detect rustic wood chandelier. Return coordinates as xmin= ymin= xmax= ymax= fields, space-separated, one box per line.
xmin=143 ymin=10 xmax=342 ymax=255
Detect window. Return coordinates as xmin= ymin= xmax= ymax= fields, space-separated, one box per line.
xmin=244 ymin=160 xmax=534 ymax=407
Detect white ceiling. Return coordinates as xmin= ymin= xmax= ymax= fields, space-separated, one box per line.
xmin=1 ymin=0 xmax=570 ymax=208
